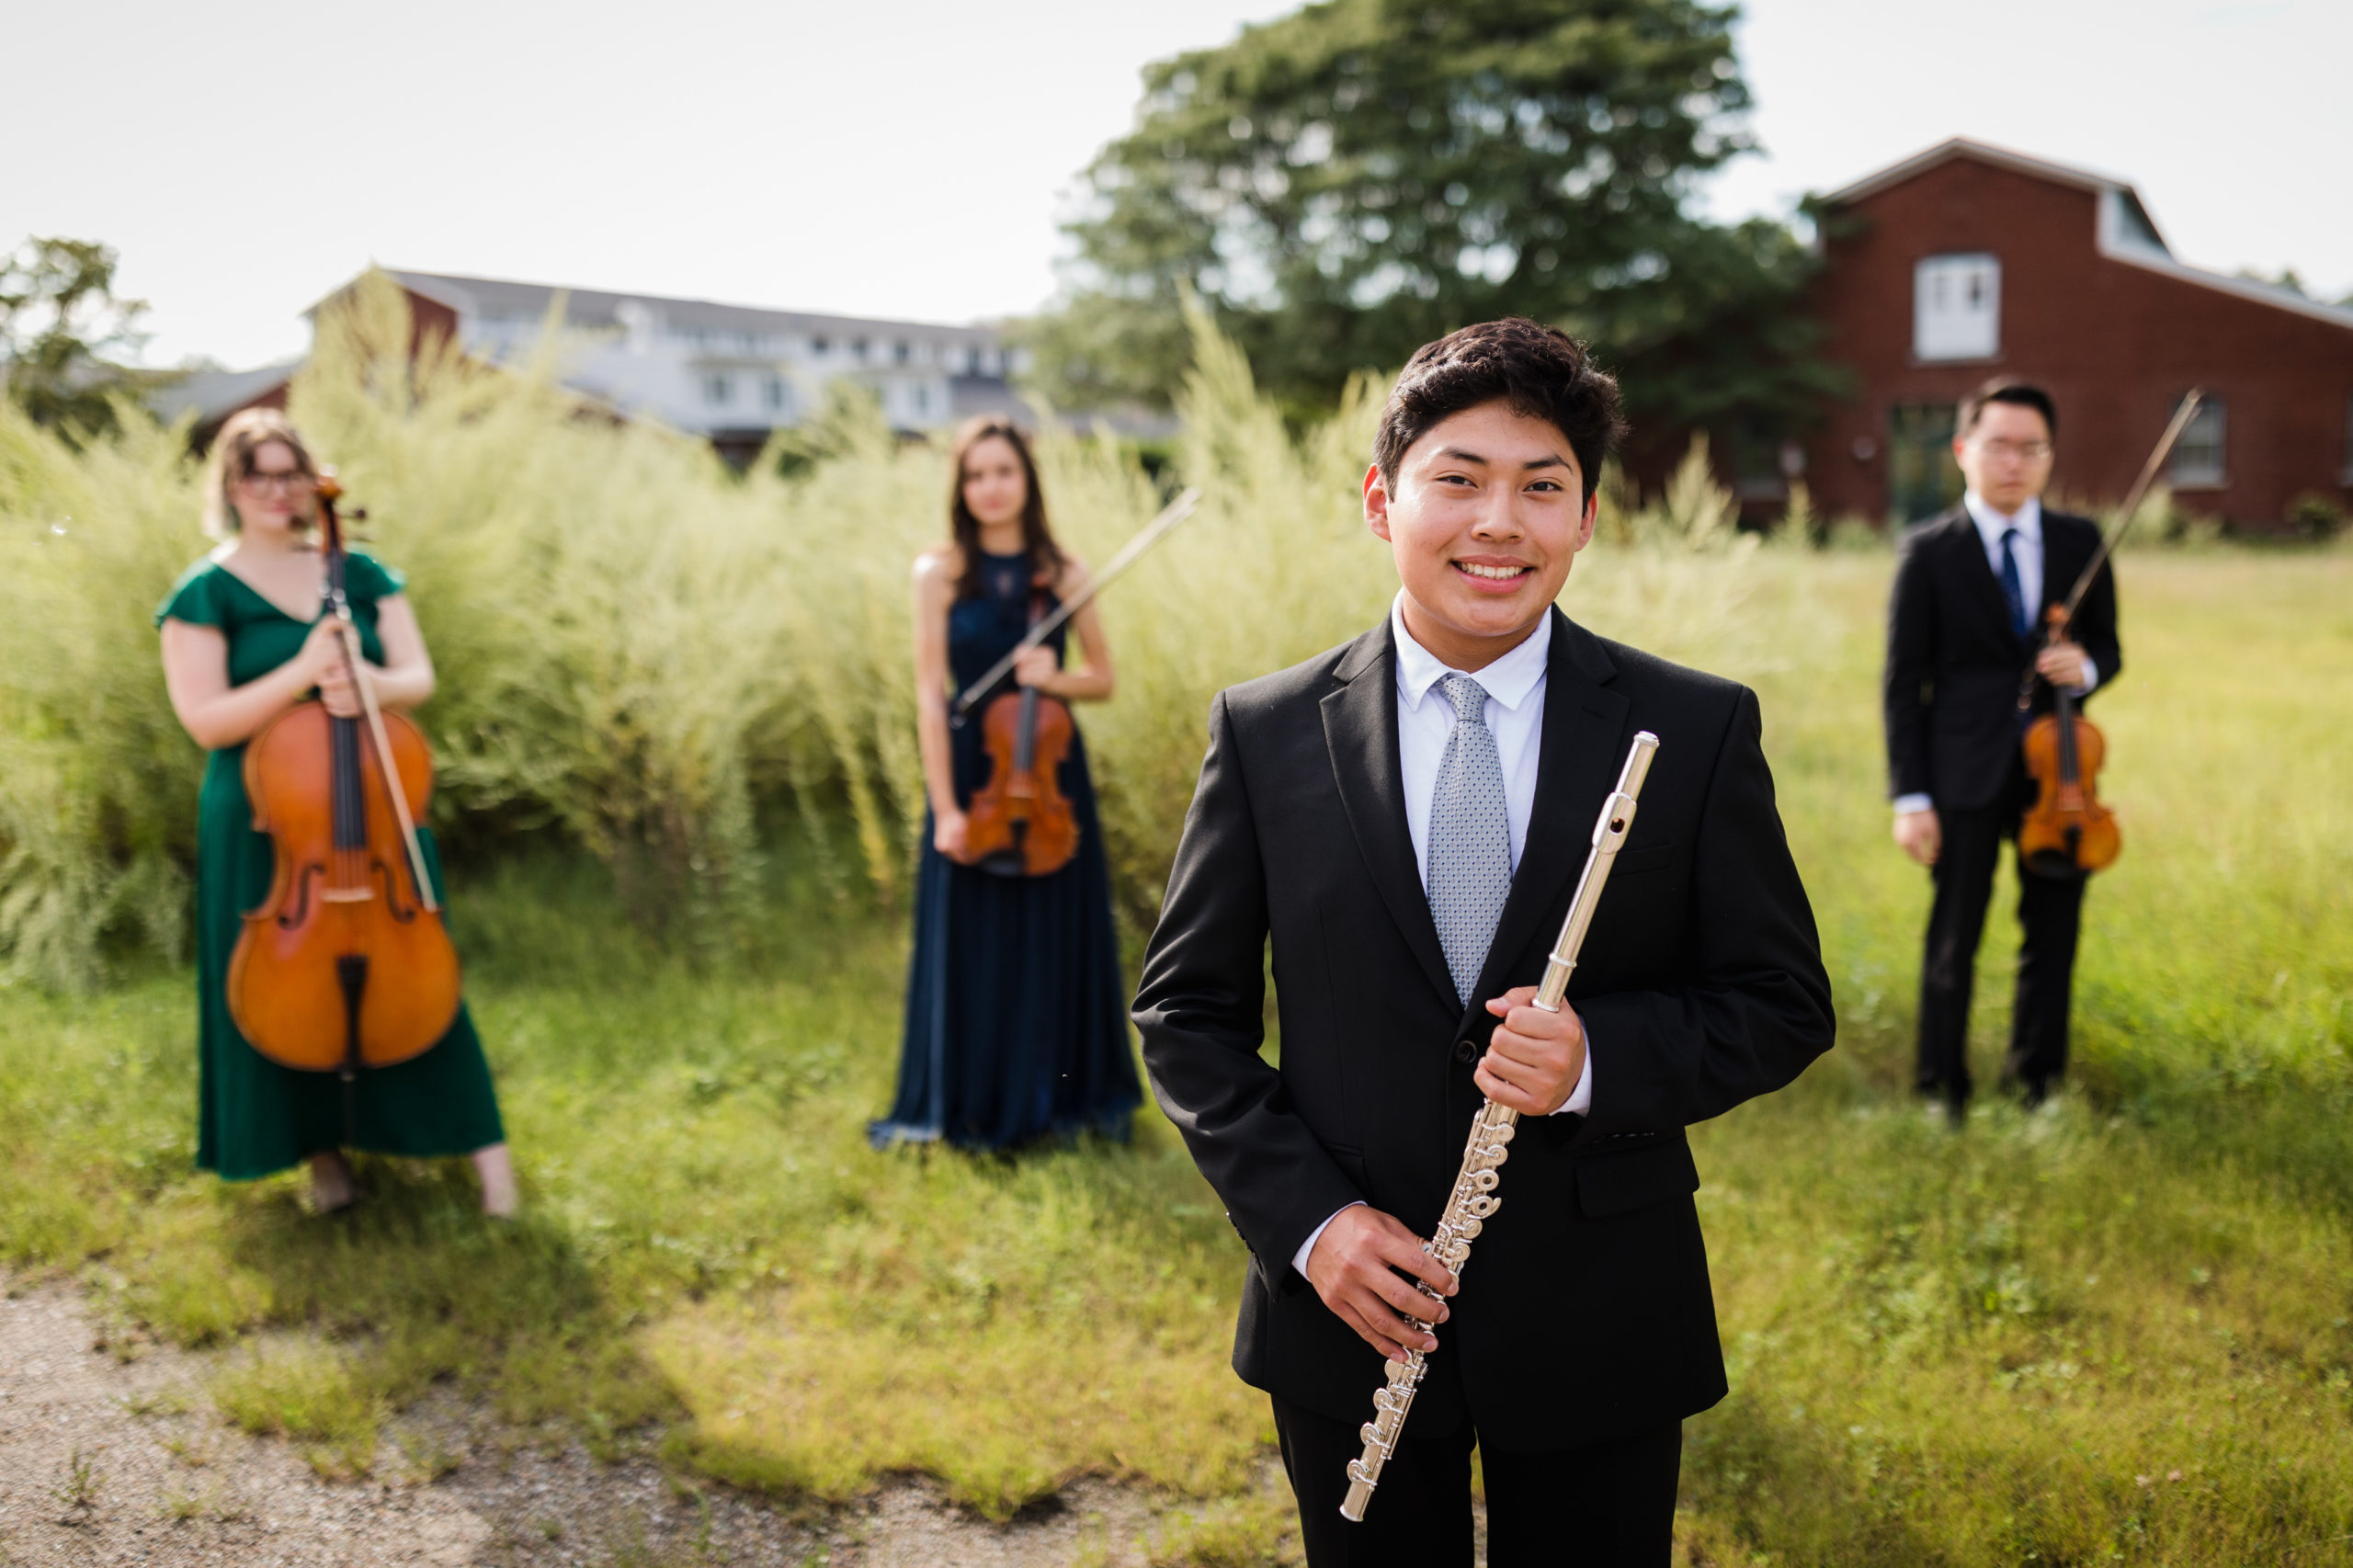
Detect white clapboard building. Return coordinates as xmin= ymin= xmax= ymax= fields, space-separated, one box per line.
xmin=158 ymin=268 xmax=1032 ymax=464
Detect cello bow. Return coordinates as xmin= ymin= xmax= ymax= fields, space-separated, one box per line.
xmin=316 ymin=473 xmax=440 ymax=913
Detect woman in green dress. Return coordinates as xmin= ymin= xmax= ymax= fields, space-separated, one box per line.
xmin=156 ymin=408 xmax=515 ymax=1216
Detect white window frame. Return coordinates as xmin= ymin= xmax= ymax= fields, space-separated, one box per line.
xmin=1914 ymin=253 xmax=2002 ymax=362
xmin=702 ymin=373 xmax=733 ymax=407
xmin=2171 ymin=396 xmax=2227 ymax=490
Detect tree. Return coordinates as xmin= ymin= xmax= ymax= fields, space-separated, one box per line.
xmin=0 ymin=237 xmax=164 ymax=441
xmin=1023 ymin=0 xmax=1844 ymax=464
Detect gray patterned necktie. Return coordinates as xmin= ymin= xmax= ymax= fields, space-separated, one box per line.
xmin=1427 ymin=674 xmax=1514 ymax=1007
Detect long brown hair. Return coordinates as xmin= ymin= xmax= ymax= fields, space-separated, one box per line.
xmin=949 ymin=417 xmax=1062 ymax=601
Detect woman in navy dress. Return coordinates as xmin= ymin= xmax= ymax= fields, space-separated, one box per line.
xmin=871 ymin=418 xmax=1142 ymax=1150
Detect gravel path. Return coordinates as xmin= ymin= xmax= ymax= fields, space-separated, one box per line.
xmin=0 ymin=1279 xmax=1211 ymax=1566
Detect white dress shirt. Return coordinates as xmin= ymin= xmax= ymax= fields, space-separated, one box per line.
xmin=1293 ymin=597 xmax=1593 ymax=1278
xmin=1892 ymin=493 xmax=2099 ymax=817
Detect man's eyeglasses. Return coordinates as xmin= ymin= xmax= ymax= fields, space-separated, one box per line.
xmin=1972 ymin=438 xmax=2052 ymax=462
xmin=238 ymin=469 xmax=314 ymax=494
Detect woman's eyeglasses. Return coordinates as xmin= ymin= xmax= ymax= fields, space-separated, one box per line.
xmin=238 ymin=469 xmax=314 ymax=494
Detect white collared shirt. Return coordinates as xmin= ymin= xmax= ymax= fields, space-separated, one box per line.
xmin=1964 ymin=491 xmax=2048 ymax=619
xmin=1293 ymin=597 xmax=1592 ymax=1279
xmin=1892 ymin=494 xmax=2099 ymax=816
xmin=1392 ymin=593 xmax=1551 ymax=882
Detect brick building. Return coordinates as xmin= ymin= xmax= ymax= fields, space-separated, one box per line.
xmin=1797 ymin=139 xmax=2353 ymax=531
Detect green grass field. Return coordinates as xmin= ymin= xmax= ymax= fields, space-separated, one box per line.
xmin=4 ymin=547 xmax=2349 ymax=1564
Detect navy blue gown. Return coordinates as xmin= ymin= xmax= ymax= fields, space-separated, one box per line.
xmin=870 ymin=551 xmax=1142 ymax=1150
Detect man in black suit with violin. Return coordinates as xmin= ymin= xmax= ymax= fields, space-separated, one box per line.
xmin=1132 ymin=319 xmax=1834 ymax=1567
xmin=1885 ymin=380 xmax=2120 ymax=1119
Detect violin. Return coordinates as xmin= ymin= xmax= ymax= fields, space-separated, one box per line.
xmin=2018 ymin=607 xmax=2119 ymax=878
xmin=227 ymin=474 xmax=462 ymax=1109
xmin=962 ymin=593 xmax=1080 ymax=878
xmin=948 ymin=487 xmax=1202 ymax=879
xmin=2012 ymin=389 xmax=2206 ymax=880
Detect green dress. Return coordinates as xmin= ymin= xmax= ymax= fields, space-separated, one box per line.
xmin=156 ymin=552 xmax=506 ymax=1181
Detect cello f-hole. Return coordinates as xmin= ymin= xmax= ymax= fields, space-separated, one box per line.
xmin=274 ymin=863 xmax=322 ymax=930
xmin=375 ymin=859 xmax=419 ymax=923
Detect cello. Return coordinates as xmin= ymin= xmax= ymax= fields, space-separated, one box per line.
xmin=226 ymin=474 xmax=461 ymax=1134
xmin=2015 ymin=390 xmax=2204 ymax=879
xmin=952 ymin=487 xmax=1200 ymax=877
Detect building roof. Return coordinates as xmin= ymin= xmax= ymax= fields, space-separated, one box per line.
xmin=1822 ymin=137 xmax=2353 ymax=335
xmin=1822 ymin=137 xmax=2150 ymax=222
xmin=146 ymin=359 xmax=299 ymax=426
xmin=348 ymin=270 xmax=1004 ymax=346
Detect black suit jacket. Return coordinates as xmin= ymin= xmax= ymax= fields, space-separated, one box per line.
xmin=1132 ymin=608 xmax=1834 ymax=1449
xmin=1883 ymin=506 xmax=2122 ymax=812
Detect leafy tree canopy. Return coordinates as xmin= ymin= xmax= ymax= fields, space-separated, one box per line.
xmin=1023 ymin=0 xmax=1844 ymax=465
xmin=1 ymin=237 xmax=165 ymax=442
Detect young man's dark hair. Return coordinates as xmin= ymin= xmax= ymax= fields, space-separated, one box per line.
xmin=1373 ymin=317 xmax=1629 ymax=503
xmin=1957 ymin=378 xmax=2059 ymax=440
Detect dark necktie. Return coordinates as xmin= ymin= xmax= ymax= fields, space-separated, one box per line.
xmin=1998 ymin=528 xmax=2032 ymax=640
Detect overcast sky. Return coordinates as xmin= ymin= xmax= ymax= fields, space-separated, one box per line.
xmin=8 ymin=0 xmax=2345 ymax=369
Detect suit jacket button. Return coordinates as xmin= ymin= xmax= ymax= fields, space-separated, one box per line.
xmin=1453 ymin=1039 xmax=1477 ymax=1064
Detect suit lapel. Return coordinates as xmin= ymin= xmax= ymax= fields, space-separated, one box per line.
xmin=1320 ymin=622 xmax=1459 ymax=1012
xmin=1471 ymin=608 xmax=1629 ymax=1015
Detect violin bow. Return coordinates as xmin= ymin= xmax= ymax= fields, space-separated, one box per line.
xmin=951 ymin=486 xmax=1203 ymax=724
xmin=2056 ymin=389 xmax=2204 ymax=632
xmin=317 ymin=474 xmax=442 ymax=914
xmin=2018 ymin=389 xmax=2202 ymax=712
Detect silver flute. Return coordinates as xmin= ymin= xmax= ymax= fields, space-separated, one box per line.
xmin=1339 ymin=730 xmax=1661 ymax=1523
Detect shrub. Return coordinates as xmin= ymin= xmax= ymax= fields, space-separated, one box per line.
xmin=2285 ymin=489 xmax=2346 ymax=541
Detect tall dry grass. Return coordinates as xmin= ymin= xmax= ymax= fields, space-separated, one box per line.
xmin=0 ymin=278 xmax=1780 ymax=984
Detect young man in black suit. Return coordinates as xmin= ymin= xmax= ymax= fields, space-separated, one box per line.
xmin=1132 ymin=320 xmax=1834 ymax=1566
xmin=1884 ymin=380 xmax=2120 ymax=1118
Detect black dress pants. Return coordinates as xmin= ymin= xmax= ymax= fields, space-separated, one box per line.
xmin=1915 ymin=791 xmax=2087 ymax=1104
xmin=1273 ymin=1395 xmax=1681 ymax=1567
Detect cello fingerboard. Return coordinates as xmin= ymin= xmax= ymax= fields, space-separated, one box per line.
xmin=330 ymin=715 xmax=369 ymax=852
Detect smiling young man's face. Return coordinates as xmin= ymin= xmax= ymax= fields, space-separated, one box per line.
xmin=1364 ymin=399 xmax=1597 ymax=672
